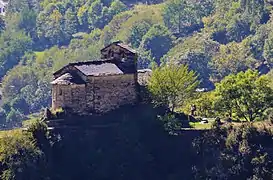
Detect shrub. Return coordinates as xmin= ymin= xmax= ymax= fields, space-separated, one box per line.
xmin=157 ymin=113 xmax=182 ymax=135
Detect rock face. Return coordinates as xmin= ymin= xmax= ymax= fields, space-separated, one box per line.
xmin=51 ymin=41 xmax=150 ymax=115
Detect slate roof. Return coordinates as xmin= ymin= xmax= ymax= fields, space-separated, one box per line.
xmin=53 ymin=58 xmax=136 ymax=79
xmin=74 ymin=62 xmax=124 ymax=76
xmin=51 ymin=73 xmax=85 ymax=85
xmin=101 ymin=41 xmax=137 ymax=54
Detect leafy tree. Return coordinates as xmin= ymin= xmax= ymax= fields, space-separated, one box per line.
xmin=175 ymin=51 xmax=212 ymax=87
xmin=263 ymin=31 xmax=273 ymax=65
xmin=5 ymin=108 xmax=24 ymax=126
xmin=87 ymin=0 xmax=103 ymax=29
xmin=129 ymin=21 xmax=150 ymax=48
xmin=215 ymin=70 xmax=273 ymax=121
xmin=148 ymin=64 xmax=199 ymax=112
xmin=64 ymin=8 xmax=79 ymax=38
xmin=193 ymin=123 xmax=273 ymax=179
xmin=226 ymin=16 xmax=251 ymax=42
xmin=163 ymin=0 xmax=213 ymax=35
xmin=140 ymin=24 xmax=173 ymax=65
xmin=109 ymin=0 xmax=127 ymax=15
xmin=6 ymin=0 xmax=41 ymax=13
xmin=77 ymin=5 xmax=89 ymax=31
xmin=10 ymin=97 xmax=29 ymax=115
xmin=0 ymin=130 xmax=47 ymax=180
xmin=211 ymin=42 xmax=253 ymax=79
xmin=36 ymin=4 xmax=67 ymax=46
xmin=19 ymin=8 xmax=37 ymax=37
xmin=0 ymin=31 xmax=32 ymax=77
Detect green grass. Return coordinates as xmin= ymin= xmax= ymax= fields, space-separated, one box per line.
xmin=189 ymin=121 xmax=213 ymax=130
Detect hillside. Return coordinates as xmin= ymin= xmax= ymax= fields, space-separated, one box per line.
xmin=0 ymin=0 xmax=273 ymax=126
xmin=1 ymin=104 xmax=273 ymax=179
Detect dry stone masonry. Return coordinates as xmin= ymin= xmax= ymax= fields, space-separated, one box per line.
xmin=51 ymin=41 xmax=151 ymax=115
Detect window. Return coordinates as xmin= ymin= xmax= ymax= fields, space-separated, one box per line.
xmin=59 ymin=88 xmax=63 ymax=95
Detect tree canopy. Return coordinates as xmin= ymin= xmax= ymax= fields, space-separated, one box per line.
xmin=148 ymin=64 xmax=199 ymax=112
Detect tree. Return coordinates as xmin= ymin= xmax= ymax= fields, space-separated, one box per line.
xmin=176 ymin=51 xmax=212 ymax=87
xmin=263 ymin=31 xmax=273 ymax=65
xmin=18 ymin=8 xmax=37 ymax=37
xmin=163 ymin=0 xmax=213 ymax=35
xmin=87 ymin=0 xmax=103 ymax=29
xmin=36 ymin=4 xmax=67 ymax=46
xmin=0 ymin=31 xmax=32 ymax=77
xmin=64 ymin=8 xmax=79 ymax=38
xmin=140 ymin=24 xmax=174 ymax=65
xmin=193 ymin=123 xmax=273 ymax=179
xmin=215 ymin=70 xmax=273 ymax=121
xmin=0 ymin=130 xmax=47 ymax=180
xmin=211 ymin=42 xmax=253 ymax=79
xmin=109 ymin=0 xmax=127 ymax=15
xmin=148 ymin=64 xmax=199 ymax=112
xmin=129 ymin=21 xmax=151 ymax=48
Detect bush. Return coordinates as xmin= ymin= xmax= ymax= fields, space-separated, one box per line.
xmin=157 ymin=113 xmax=182 ymax=135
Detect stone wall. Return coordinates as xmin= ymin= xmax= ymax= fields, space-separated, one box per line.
xmin=88 ymin=74 xmax=137 ymax=113
xmin=137 ymin=69 xmax=152 ymax=86
xmin=52 ymin=84 xmax=86 ymax=114
xmin=52 ymin=74 xmax=138 ymax=114
xmin=101 ymin=44 xmax=135 ymax=61
xmin=137 ymin=69 xmax=152 ymax=102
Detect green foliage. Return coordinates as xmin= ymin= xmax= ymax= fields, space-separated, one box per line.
xmin=36 ymin=5 xmax=67 ymax=46
xmin=19 ymin=8 xmax=37 ymax=36
xmin=148 ymin=63 xmax=199 ymax=112
xmin=140 ymin=24 xmax=174 ymax=64
xmin=0 ymin=31 xmax=32 ymax=77
xmin=64 ymin=8 xmax=79 ymax=38
xmin=129 ymin=21 xmax=151 ymax=48
xmin=2 ymin=0 xmax=273 ymax=129
xmin=0 ymin=129 xmax=48 ymax=180
xmin=173 ymin=51 xmax=212 ymax=86
xmin=163 ymin=0 xmax=214 ymax=35
xmin=215 ymin=70 xmax=273 ymax=121
xmin=185 ymin=91 xmax=217 ymax=118
xmin=211 ymin=42 xmax=252 ymax=79
xmin=263 ymin=31 xmax=273 ymax=65
xmin=157 ymin=113 xmax=182 ymax=135
xmin=204 ymin=0 xmax=269 ymax=44
xmin=193 ymin=123 xmax=273 ymax=179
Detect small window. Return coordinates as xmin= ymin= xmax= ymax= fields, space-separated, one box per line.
xmin=59 ymin=89 xmax=63 ymax=95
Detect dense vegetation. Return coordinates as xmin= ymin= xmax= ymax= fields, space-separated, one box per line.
xmin=1 ymin=0 xmax=273 ymax=179
xmin=1 ymin=0 xmax=273 ymax=126
xmin=1 ymin=105 xmax=273 ymax=180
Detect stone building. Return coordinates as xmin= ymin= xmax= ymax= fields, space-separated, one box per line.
xmin=51 ymin=41 xmax=150 ymax=114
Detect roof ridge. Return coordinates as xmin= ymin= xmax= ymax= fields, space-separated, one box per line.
xmin=69 ymin=58 xmax=116 ymax=66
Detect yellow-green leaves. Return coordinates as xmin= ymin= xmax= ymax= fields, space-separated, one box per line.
xmin=148 ymin=64 xmax=199 ymax=112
